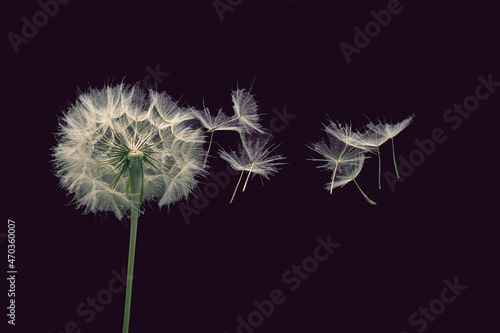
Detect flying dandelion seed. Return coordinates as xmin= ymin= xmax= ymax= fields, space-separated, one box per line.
xmin=329 ymin=153 xmax=376 ymax=205
xmin=324 ymin=121 xmax=370 ymax=151
xmin=220 ymin=133 xmax=286 ymax=203
xmin=228 ymin=87 xmax=266 ymax=134
xmin=366 ymin=115 xmax=414 ymax=178
xmin=193 ymin=88 xmax=265 ymax=168
xmin=308 ymin=121 xmax=369 ymax=194
xmin=308 ymin=115 xmax=413 ymax=204
xmin=308 ymin=133 xmax=376 ymax=205
xmin=308 ymin=118 xmax=378 ymax=205
xmin=357 ymin=127 xmax=390 ymax=189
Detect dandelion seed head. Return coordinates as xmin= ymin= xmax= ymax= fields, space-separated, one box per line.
xmin=52 ymin=83 xmax=207 ymax=220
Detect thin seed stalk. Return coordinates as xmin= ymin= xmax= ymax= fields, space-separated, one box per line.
xmin=242 ymin=163 xmax=254 ymax=192
xmin=230 ymin=170 xmax=245 ymax=204
xmin=330 ymin=141 xmax=348 ymax=194
xmin=209 ymin=117 xmax=238 ymax=132
xmin=330 ymin=163 xmax=338 ymax=195
xmin=122 ymin=154 xmax=143 ymax=333
xmin=391 ymin=137 xmax=400 ymax=178
xmin=377 ymin=146 xmax=381 ymax=189
xmin=203 ymin=131 xmax=215 ymax=168
xmin=353 ymin=179 xmax=377 ymax=205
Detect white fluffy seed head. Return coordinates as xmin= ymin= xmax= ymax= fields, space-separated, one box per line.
xmin=52 ymin=83 xmax=207 ymax=220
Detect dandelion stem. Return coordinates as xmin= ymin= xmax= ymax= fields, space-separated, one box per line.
xmin=203 ymin=131 xmax=215 ymax=168
xmin=122 ymin=156 xmax=143 ymax=333
xmin=353 ymin=179 xmax=377 ymax=205
xmin=391 ymin=137 xmax=400 ymax=178
xmin=242 ymin=163 xmax=254 ymax=192
xmin=377 ymin=146 xmax=381 ymax=189
xmin=230 ymin=170 xmax=245 ymax=204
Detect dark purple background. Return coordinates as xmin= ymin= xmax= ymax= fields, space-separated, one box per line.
xmin=4 ymin=0 xmax=498 ymax=332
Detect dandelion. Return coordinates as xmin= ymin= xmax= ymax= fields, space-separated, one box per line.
xmin=52 ymin=83 xmax=208 ymax=333
xmin=53 ymin=83 xmax=206 ymax=218
xmin=366 ymin=115 xmax=414 ymax=178
xmin=219 ymin=133 xmax=285 ymax=203
xmin=52 ymin=82 xmax=283 ymax=332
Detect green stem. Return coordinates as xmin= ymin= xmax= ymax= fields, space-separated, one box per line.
xmin=203 ymin=131 xmax=214 ymax=168
xmin=122 ymin=154 xmax=143 ymax=333
xmin=230 ymin=170 xmax=245 ymax=204
xmin=353 ymin=179 xmax=377 ymax=205
xmin=377 ymin=146 xmax=381 ymax=189
xmin=391 ymin=137 xmax=400 ymax=178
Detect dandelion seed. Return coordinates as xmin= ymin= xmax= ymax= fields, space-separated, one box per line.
xmin=193 ymin=87 xmax=265 ymax=168
xmin=222 ymin=88 xmax=265 ymax=134
xmin=310 ymin=146 xmax=376 ymax=205
xmin=192 ymin=105 xmax=241 ymax=168
xmin=308 ymin=122 xmax=366 ymax=194
xmin=308 ymin=118 xmax=376 ymax=204
xmin=366 ymin=115 xmax=414 ymax=178
xmin=324 ymin=121 xmax=370 ymax=150
xmin=330 ymin=154 xmax=377 ymax=205
xmin=357 ymin=127 xmax=390 ymax=189
xmin=219 ymin=133 xmax=285 ymax=203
